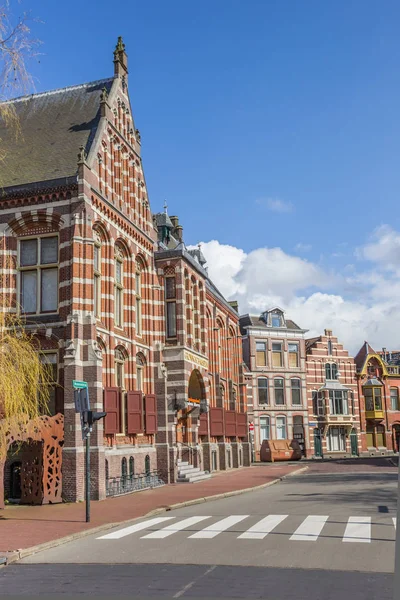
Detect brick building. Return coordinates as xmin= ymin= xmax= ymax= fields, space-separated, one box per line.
xmin=354 ymin=343 xmax=400 ymax=455
xmin=240 ymin=308 xmax=310 ymax=459
xmin=0 ymin=39 xmax=249 ymax=506
xmin=306 ymin=330 xmax=360 ymax=458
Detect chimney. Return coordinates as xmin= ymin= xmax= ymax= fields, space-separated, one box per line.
xmin=175 ymin=224 xmax=183 ymax=242
xmin=229 ymin=300 xmax=239 ymax=313
xmin=170 ymin=215 xmax=179 ymax=228
xmin=114 ymin=37 xmax=128 ymax=78
xmin=324 ymin=329 xmax=332 ymax=337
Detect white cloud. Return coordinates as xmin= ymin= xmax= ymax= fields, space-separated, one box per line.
xmin=197 ymin=230 xmax=400 ymax=355
xmin=256 ymin=197 xmax=294 ymax=213
xmin=295 ymin=242 xmax=312 ymax=252
xmin=359 ymin=225 xmax=400 ymax=271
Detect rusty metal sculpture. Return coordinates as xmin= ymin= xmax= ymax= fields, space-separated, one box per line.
xmin=0 ymin=413 xmax=64 ymax=509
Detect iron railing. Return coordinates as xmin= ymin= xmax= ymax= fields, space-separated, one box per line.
xmin=106 ymin=471 xmax=165 ymax=497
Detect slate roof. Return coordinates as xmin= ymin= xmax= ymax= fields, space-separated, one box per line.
xmin=0 ymin=78 xmax=113 ymax=192
xmin=305 ymin=336 xmax=321 ymax=353
xmin=354 ymin=341 xmax=377 ymax=371
xmin=239 ymin=314 xmax=303 ymax=333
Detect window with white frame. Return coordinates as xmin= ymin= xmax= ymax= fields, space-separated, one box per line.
xmin=291 ymin=378 xmax=301 ymax=405
xmin=272 ymin=342 xmax=283 ymax=367
xmin=312 ymin=390 xmax=325 ymax=415
xmin=136 ymin=354 xmax=145 ymax=391
xmin=325 ymin=363 xmax=338 ymax=380
xmin=115 ymin=348 xmax=127 ymax=434
xmin=258 ymin=378 xmax=268 ymax=404
xmin=329 ymin=390 xmax=348 ymax=415
xmin=288 ymin=343 xmax=299 ymax=367
xmin=274 ymin=378 xmax=285 ymax=405
xmin=271 ymin=312 xmax=282 ymax=327
xmin=93 ymin=239 xmax=101 ymax=318
xmin=114 ymin=249 xmax=124 ymax=328
xmin=19 ymin=236 xmax=58 ymax=314
xmin=327 ymin=426 xmax=346 ymax=452
xmin=276 ymin=416 xmax=287 ymax=440
xmin=260 ymin=416 xmax=270 ymax=441
xmin=327 ymin=340 xmax=333 ymax=356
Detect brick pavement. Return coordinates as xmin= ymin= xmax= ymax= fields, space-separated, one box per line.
xmin=0 ymin=464 xmax=302 ymax=554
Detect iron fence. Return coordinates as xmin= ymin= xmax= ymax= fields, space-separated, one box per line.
xmin=106 ymin=471 xmax=165 ymax=497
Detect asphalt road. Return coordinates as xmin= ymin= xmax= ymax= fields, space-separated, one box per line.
xmin=0 ymin=470 xmax=397 ymax=598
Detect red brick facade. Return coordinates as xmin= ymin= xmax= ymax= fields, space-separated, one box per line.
xmin=0 ymin=39 xmax=249 ymax=505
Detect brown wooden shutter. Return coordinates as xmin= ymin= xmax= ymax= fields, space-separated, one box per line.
xmin=224 ymin=410 xmax=237 ymax=437
xmin=236 ymin=412 xmax=247 ymax=438
xmin=127 ymin=390 xmax=143 ymax=434
xmin=210 ymin=407 xmax=224 ymax=437
xmin=144 ymin=394 xmax=158 ymax=434
xmin=198 ymin=413 xmax=209 ymax=436
xmin=104 ymin=387 xmax=120 ymax=434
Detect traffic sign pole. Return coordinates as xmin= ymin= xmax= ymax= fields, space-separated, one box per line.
xmin=85 ymin=431 xmax=91 ymax=523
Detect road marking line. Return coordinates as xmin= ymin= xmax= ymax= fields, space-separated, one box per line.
xmin=238 ymin=515 xmax=288 ymax=540
xmin=290 ymin=515 xmax=329 ymax=541
xmin=97 ymin=517 xmax=175 ymax=540
xmin=189 ymin=515 xmax=249 ymax=539
xmin=343 ymin=517 xmax=371 ymax=543
xmin=393 ymin=517 xmax=397 ymax=529
xmin=141 ymin=516 xmax=211 ymax=539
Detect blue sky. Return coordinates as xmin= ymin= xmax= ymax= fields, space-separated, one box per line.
xmin=10 ymin=0 xmax=400 ymax=350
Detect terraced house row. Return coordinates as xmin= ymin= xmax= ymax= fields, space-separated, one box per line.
xmin=0 ymin=40 xmax=250 ymax=507
xmin=242 ymin=310 xmax=400 ymax=460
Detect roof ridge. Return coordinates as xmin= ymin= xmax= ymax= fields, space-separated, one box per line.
xmin=1 ymin=77 xmax=114 ymax=105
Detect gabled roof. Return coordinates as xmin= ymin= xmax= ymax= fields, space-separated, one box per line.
xmin=0 ymin=78 xmax=113 ymax=192
xmin=354 ymin=341 xmax=377 ymax=370
xmin=305 ymin=336 xmax=321 ymax=352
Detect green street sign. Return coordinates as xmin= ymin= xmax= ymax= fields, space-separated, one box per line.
xmin=73 ymin=380 xmax=88 ymax=389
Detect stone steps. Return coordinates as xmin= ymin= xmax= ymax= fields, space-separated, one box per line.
xmin=176 ymin=459 xmax=211 ymax=483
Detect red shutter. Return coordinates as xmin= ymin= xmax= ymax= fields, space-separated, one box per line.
xmin=144 ymin=394 xmax=158 ymax=434
xmin=210 ymin=407 xmax=224 ymax=437
xmin=198 ymin=413 xmax=208 ymax=436
xmin=225 ymin=410 xmax=237 ymax=437
xmin=127 ymin=390 xmax=143 ymax=434
xmin=236 ymin=412 xmax=247 ymax=438
xmin=104 ymin=387 xmax=120 ymax=434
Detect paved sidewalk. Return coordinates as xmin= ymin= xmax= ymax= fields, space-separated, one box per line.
xmin=0 ymin=464 xmax=303 ymax=555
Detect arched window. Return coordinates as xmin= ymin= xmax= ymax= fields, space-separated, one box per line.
xmin=274 ymin=378 xmax=285 ymax=405
xmin=105 ymin=459 xmax=109 ymax=481
xmin=115 ymin=347 xmax=127 ymax=389
xmin=327 ymin=340 xmax=333 ymax=356
xmin=145 ymin=454 xmax=151 ymax=475
xmin=276 ymin=416 xmax=287 ymax=440
xmin=135 ymin=261 xmax=142 ymax=335
xmin=257 ymin=378 xmax=268 ymax=404
xmin=260 ymin=416 xmax=270 ymax=441
xmin=93 ymin=231 xmax=101 ymax=318
xmin=114 ymin=246 xmax=124 ymax=327
xmin=391 ymin=388 xmax=399 ymax=411
xmin=136 ymin=353 xmax=146 ymax=392
xmin=325 ymin=363 xmax=338 ymax=380
xmin=291 ymin=378 xmax=301 ymax=405
xmin=129 ymin=456 xmax=135 ymax=478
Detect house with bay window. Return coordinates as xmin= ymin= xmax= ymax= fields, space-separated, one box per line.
xmin=354 ymin=343 xmax=400 ymax=454
xmin=240 ymin=308 xmax=309 ymax=460
xmin=306 ymin=330 xmax=360 ymax=458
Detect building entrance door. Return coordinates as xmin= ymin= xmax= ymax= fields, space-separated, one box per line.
xmin=314 ymin=428 xmax=323 ymax=457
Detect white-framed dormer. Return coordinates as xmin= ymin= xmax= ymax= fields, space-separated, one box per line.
xmin=260 ymin=307 xmax=286 ymax=329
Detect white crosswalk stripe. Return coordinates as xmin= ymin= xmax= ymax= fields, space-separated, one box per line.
xmin=189 ymin=515 xmax=249 ymax=539
xmin=97 ymin=514 xmax=396 ymax=542
xmin=290 ymin=515 xmax=329 ymax=541
xmin=141 ymin=516 xmax=211 ymax=539
xmin=343 ymin=517 xmax=371 ymax=543
xmin=238 ymin=515 xmax=288 ymax=540
xmin=97 ymin=517 xmax=174 ymax=540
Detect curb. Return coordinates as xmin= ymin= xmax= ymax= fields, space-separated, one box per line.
xmin=0 ymin=465 xmax=308 ymax=566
